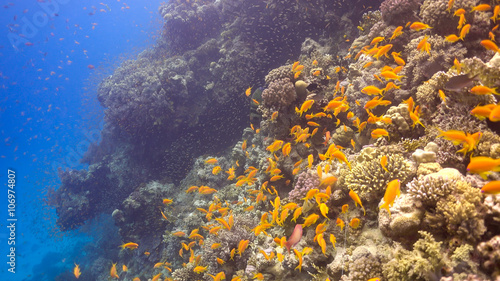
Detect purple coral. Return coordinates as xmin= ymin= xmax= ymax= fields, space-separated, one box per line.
xmin=262 ymin=78 xmax=297 ymax=110
xmin=289 ymin=171 xmax=319 ymax=202
xmin=380 ymin=0 xmax=423 ymax=25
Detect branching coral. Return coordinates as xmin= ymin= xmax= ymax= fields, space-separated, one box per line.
xmin=407 ymin=172 xmax=456 ymax=208
xmin=382 ymin=231 xmax=444 ymax=281
xmin=424 ymin=180 xmax=486 ymax=243
xmin=343 ymin=148 xmax=413 ymax=203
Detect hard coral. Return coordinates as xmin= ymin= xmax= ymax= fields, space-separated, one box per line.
xmin=262 ymin=78 xmax=297 ymax=110
xmin=407 ymin=170 xmax=456 ymax=208
xmin=380 ymin=0 xmax=422 ymax=25
xmin=477 ymin=235 xmax=500 ymax=278
xmin=424 ymin=180 xmax=486 ymax=243
xmin=289 ymin=170 xmax=320 ymax=203
xmin=382 ymin=231 xmax=444 ymax=281
xmin=344 ymin=148 xmax=413 ymax=203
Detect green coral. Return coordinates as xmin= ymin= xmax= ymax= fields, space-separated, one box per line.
xmin=382 ymin=231 xmax=444 ymax=281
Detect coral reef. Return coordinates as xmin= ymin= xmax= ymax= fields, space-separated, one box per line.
xmin=52 ymin=0 xmax=500 ymax=280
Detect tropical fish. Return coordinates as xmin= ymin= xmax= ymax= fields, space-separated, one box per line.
xmin=284 ymin=224 xmax=303 ymax=253
xmin=380 ymin=155 xmax=388 ymax=172
xmin=302 ymin=213 xmax=320 ymax=228
xmin=293 ymin=248 xmax=303 ymax=271
xmin=120 ymin=242 xmax=138 ymax=250
xmin=245 ymin=87 xmax=252 ymax=96
xmin=389 ymin=26 xmax=403 ymax=41
xmin=459 ymin=24 xmax=470 ymax=40
xmin=336 ymin=218 xmax=345 ymax=231
xmin=471 ymin=104 xmax=496 ymax=120
xmin=349 ymin=189 xmax=366 ymax=215
xmin=470 ymin=85 xmax=499 ymax=95
xmin=361 ymin=85 xmax=385 ymax=96
xmin=481 ymin=181 xmax=500 ymax=194
xmin=380 ymin=70 xmax=404 ymax=81
xmin=410 ymin=22 xmax=432 ymax=31
xmin=74 ymin=263 xmax=81 ymax=279
xmin=444 ymin=74 xmax=477 ymax=92
xmin=205 ymin=158 xmax=218 ymax=164
xmin=349 ymin=218 xmax=360 ymax=229
xmin=209 ymin=272 xmax=226 ymax=281
xmin=194 ymin=266 xmax=208 ymax=274
xmin=471 ymin=4 xmax=491 ymax=12
xmin=319 ymin=203 xmax=329 ymax=218
xmin=467 ymin=156 xmax=500 ymax=179
xmin=379 ymin=179 xmax=400 ymax=217
xmin=110 ymin=263 xmax=119 ymax=279
xmin=445 ymin=34 xmax=460 ymax=43
xmin=295 ymin=100 xmax=314 ymax=116
xmin=417 ymin=35 xmax=431 ymax=55
xmin=371 ymin=128 xmax=390 ymax=140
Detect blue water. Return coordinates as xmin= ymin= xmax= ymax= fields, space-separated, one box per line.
xmin=0 ymin=1 xmax=163 ymax=279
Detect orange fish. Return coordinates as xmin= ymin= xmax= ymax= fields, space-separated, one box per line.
xmin=470 ymin=85 xmax=499 ymax=96
xmin=371 ymin=128 xmax=390 ymax=140
xmin=410 ymin=22 xmax=432 ymax=31
xmin=245 ymin=87 xmax=252 ymax=96
xmin=74 ymin=263 xmax=82 ymax=279
xmin=467 ymin=156 xmax=500 ymax=179
xmin=459 ymin=24 xmax=470 ymax=40
xmin=379 ymin=179 xmax=400 ymax=216
xmin=349 ymin=218 xmax=360 ymax=229
xmin=120 ymin=242 xmax=138 ymax=250
xmin=380 ymin=155 xmax=388 ymax=172
xmin=336 ymin=217 xmax=345 ymax=231
xmin=349 ymin=189 xmax=366 ymax=215
xmin=481 ymin=181 xmax=500 ymax=194
xmin=417 ymin=35 xmax=431 ymax=55
xmin=389 ymin=26 xmax=403 ymax=41
xmin=480 ymin=39 xmax=499 ymax=52
xmin=110 ymin=262 xmax=119 ymax=279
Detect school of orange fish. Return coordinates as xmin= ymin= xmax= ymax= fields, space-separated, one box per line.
xmin=69 ymin=1 xmax=500 ymax=280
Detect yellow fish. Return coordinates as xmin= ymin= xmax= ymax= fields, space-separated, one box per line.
xmin=379 ymin=179 xmax=400 ymax=216
xmin=349 ymin=189 xmax=366 ymax=215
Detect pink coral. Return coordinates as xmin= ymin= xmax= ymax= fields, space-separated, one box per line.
xmin=289 ymin=170 xmax=319 ymax=202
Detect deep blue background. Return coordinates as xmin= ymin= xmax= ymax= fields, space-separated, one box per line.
xmin=0 ymin=0 xmax=164 ymax=279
